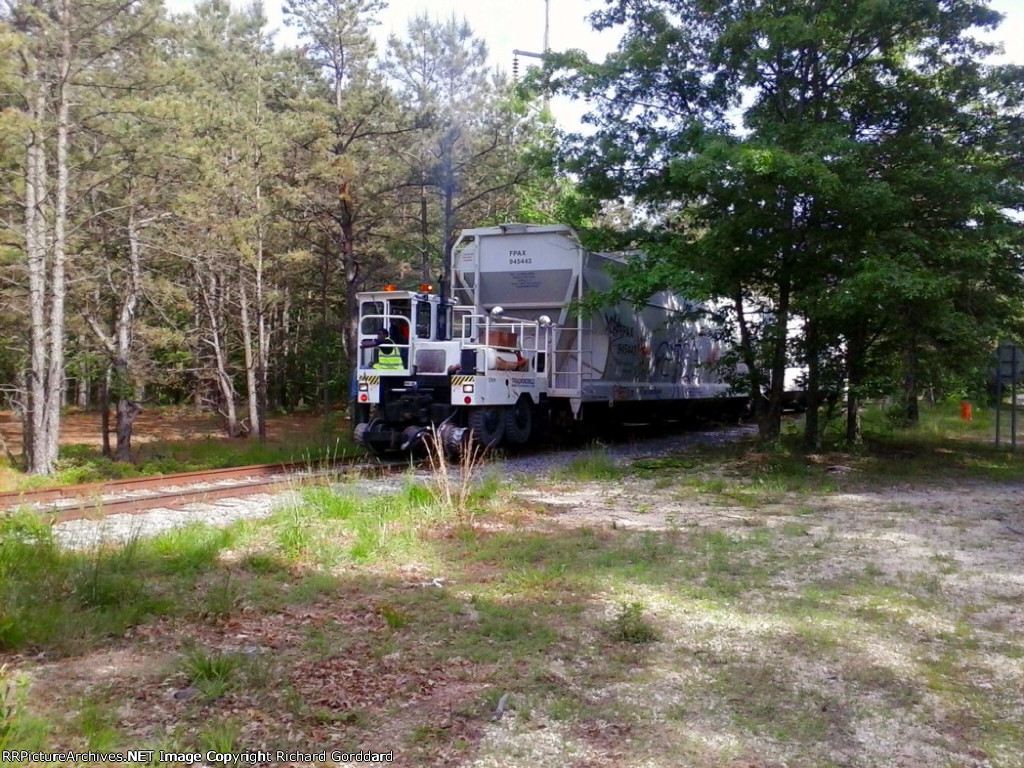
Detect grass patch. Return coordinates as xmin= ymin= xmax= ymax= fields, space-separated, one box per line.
xmin=550 ymin=449 xmax=623 ymax=481
xmin=0 ymin=510 xmax=250 ymax=654
xmin=76 ymin=693 xmax=121 ymax=751
xmin=0 ymin=665 xmax=49 ymax=751
xmin=1 ymin=410 xmax=364 ymax=493
xmin=196 ymin=717 xmax=243 ymax=753
xmin=623 ymin=401 xmax=1024 ymax=504
xmin=268 ymin=467 xmax=509 ymax=571
xmin=181 ymin=646 xmax=240 ymax=697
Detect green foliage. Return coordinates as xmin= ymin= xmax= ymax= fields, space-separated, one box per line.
xmin=424 ymin=431 xmax=494 ymax=525
xmin=0 ymin=0 xmax=565 ymax=478
xmin=552 ymin=0 xmax=1024 ymax=445
xmin=0 ymin=511 xmax=247 ymax=654
xmin=181 ymin=645 xmax=240 ymax=702
xmin=551 ymin=450 xmax=623 ymax=482
xmin=76 ymin=695 xmax=121 ymax=751
xmin=196 ymin=718 xmax=242 ymax=754
xmin=379 ymin=11 xmax=549 ymax=270
xmin=0 ymin=665 xmax=49 ymax=751
xmin=607 ymin=601 xmax=659 ymax=644
xmin=271 ymin=473 xmax=494 ymax=568
xmin=379 ymin=602 xmax=409 ymax=630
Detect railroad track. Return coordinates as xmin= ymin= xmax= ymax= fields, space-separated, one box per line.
xmin=0 ymin=458 xmax=393 ymax=523
xmin=1 ymin=420 xmax=752 ymax=526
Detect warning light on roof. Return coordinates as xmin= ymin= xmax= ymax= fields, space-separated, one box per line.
xmin=383 ymin=284 xmax=397 ymax=292
xmin=419 ymin=283 xmax=434 ymax=293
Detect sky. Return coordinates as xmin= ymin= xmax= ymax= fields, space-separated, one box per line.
xmin=168 ymin=0 xmax=1024 ymax=129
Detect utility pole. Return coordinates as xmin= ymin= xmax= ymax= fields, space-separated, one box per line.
xmin=512 ymin=0 xmax=551 ymax=111
xmin=543 ymin=0 xmax=550 ymax=56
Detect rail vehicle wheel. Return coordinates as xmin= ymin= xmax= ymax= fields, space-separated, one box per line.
xmin=354 ymin=419 xmax=391 ymax=458
xmin=504 ymin=398 xmax=533 ymax=445
xmin=468 ymin=406 xmax=505 ymax=449
xmin=353 ymin=420 xmax=372 ymax=447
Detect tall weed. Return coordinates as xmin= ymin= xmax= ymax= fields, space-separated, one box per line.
xmin=0 ymin=665 xmax=48 ymax=750
xmin=424 ymin=430 xmax=489 ymax=526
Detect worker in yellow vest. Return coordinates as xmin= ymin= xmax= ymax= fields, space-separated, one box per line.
xmin=361 ymin=328 xmax=403 ymax=369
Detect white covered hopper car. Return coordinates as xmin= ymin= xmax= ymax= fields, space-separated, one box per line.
xmin=353 ymin=224 xmax=746 ymax=455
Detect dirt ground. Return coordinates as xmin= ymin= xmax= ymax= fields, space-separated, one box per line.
xmin=4 ymin=468 xmax=1022 ymax=766
xmin=2 ymin=418 xmax=1023 ymax=765
xmin=0 ymin=408 xmax=340 ymax=455
xmin=496 ymin=477 xmax=1024 ymax=768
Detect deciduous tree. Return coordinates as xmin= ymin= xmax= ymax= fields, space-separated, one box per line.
xmin=551 ymin=0 xmax=1024 ymax=444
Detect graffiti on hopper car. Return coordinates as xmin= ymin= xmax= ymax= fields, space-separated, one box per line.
xmin=655 ymin=338 xmax=702 ymax=383
xmin=605 ymin=313 xmax=634 ymax=342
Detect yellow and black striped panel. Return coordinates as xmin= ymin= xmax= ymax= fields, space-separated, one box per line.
xmin=359 ymin=375 xmax=380 ymax=385
xmin=451 ymin=376 xmax=475 ymax=386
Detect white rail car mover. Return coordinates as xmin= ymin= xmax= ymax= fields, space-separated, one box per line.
xmin=353 ymin=224 xmax=745 ymax=455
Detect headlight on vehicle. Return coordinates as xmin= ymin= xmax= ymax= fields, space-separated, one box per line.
xmin=358 ymin=382 xmax=369 ymax=392
xmin=462 ymin=384 xmax=474 ymax=394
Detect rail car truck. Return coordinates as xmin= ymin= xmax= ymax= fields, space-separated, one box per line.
xmin=353 ymin=223 xmax=745 ymax=455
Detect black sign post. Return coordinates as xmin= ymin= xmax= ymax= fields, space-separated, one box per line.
xmin=993 ymin=343 xmax=1021 ymax=451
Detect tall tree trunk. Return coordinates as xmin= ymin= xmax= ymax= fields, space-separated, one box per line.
xmin=43 ymin=0 xmax=72 ymax=470
xmin=902 ymin=331 xmax=920 ymax=428
xmin=85 ymin=207 xmax=144 ymax=461
xmin=420 ymin=185 xmax=430 ymax=281
xmin=113 ymin=209 xmax=142 ymax=461
xmin=240 ymin=275 xmax=259 ymax=438
xmin=191 ymin=295 xmax=205 ymax=412
xmin=440 ymin=126 xmax=459 ymax=287
xmin=802 ymin=315 xmax=821 ymax=451
xmin=202 ymin=272 xmax=240 ymax=436
xmin=320 ymin=246 xmax=331 ymax=419
xmin=733 ymin=289 xmax=765 ymax=428
xmin=343 ymin=208 xmax=359 ymax=420
xmin=277 ymin=286 xmax=291 ymax=410
xmin=76 ymin=375 xmax=88 ymax=409
xmin=25 ymin=73 xmax=47 ymax=472
xmin=255 ymin=218 xmax=269 ymax=442
xmin=76 ymin=334 xmax=90 ymax=409
xmin=112 ymin=358 xmax=141 ymax=462
xmin=101 ymin=366 xmax=112 ymax=458
xmin=760 ymin=272 xmax=791 ymax=445
xmin=23 ymin=0 xmax=72 ymax=475
xmin=845 ymin=329 xmax=865 ymax=445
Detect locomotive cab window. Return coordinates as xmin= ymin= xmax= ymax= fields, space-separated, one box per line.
xmin=454 ymin=311 xmax=475 ymax=340
xmin=387 ymin=300 xmax=411 ymax=345
xmin=416 ymin=300 xmax=432 ymax=339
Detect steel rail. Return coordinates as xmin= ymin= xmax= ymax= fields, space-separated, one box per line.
xmin=47 ymin=476 xmax=311 ymax=524
xmin=0 ymin=459 xmax=345 ymax=506
xmin=0 ymin=456 xmax=404 ymax=521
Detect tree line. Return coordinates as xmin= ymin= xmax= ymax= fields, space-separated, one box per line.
xmin=2 ymin=0 xmax=1022 ymax=474
xmin=0 ymin=0 xmax=559 ymax=472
